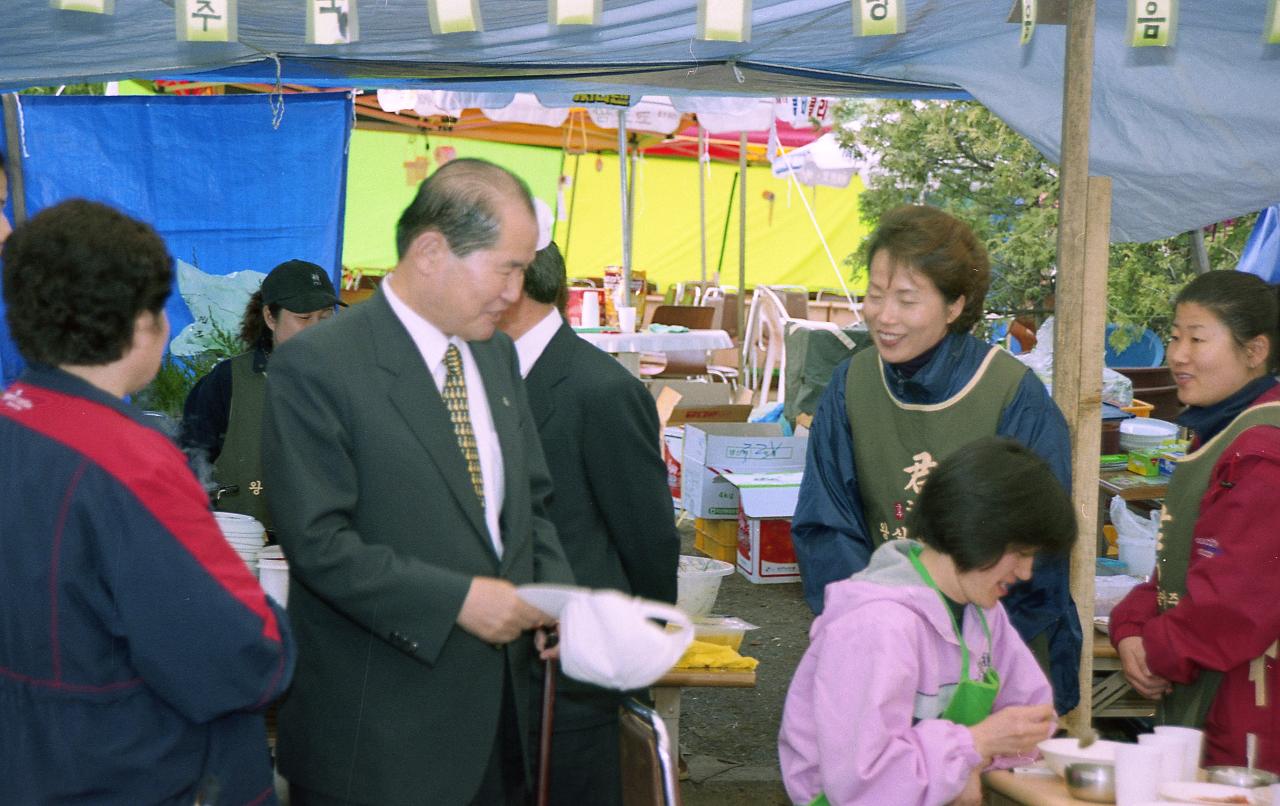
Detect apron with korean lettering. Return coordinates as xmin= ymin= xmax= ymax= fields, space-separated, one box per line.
xmin=806 ymin=546 xmax=999 ymax=806
xmin=1154 ymin=402 xmax=1280 ymax=728
xmin=212 ymin=351 xmax=271 ymax=528
xmin=845 ymin=345 xmax=1025 ymax=546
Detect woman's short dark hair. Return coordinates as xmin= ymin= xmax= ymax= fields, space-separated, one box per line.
xmin=909 ymin=437 xmax=1076 ymax=571
xmin=239 ymin=289 xmax=280 ymax=351
xmin=1175 ymin=270 xmax=1280 ymax=373
xmin=2 ymin=199 xmax=171 ymax=367
xmin=395 ymin=158 xmax=535 ymax=260
xmin=866 ymin=205 xmax=991 ymax=333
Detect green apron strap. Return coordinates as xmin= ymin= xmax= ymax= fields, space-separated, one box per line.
xmin=907 ymin=544 xmax=1000 ymax=727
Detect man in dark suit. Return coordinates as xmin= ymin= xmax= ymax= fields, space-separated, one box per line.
xmin=262 ymin=159 xmax=574 ymax=806
xmin=497 ymin=241 xmax=679 ymax=806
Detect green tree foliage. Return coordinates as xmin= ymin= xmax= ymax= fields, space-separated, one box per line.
xmin=833 ymin=99 xmax=1256 ymax=347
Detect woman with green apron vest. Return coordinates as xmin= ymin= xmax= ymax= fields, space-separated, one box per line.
xmin=791 ymin=204 xmax=1081 ymax=716
xmin=1110 ymin=270 xmax=1280 ymax=772
xmin=780 ymin=438 xmax=1076 ymax=806
xmin=181 ymin=259 xmax=344 ymax=529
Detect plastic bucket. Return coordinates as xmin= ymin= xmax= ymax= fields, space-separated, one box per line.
xmin=676 ymin=555 xmax=734 ymax=617
xmin=1118 ymin=536 xmax=1157 ymax=579
xmin=214 ymin=512 xmax=265 ymax=575
xmin=258 ymin=547 xmax=289 ymax=606
xmin=214 ymin=512 xmax=266 ymax=544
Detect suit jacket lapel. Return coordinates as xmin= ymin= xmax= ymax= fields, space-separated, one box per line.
xmin=369 ymin=292 xmax=493 ymax=554
xmin=524 ymin=323 xmax=575 ymax=431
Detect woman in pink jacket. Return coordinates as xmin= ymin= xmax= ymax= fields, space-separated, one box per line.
xmin=779 ymin=438 xmax=1076 ymax=806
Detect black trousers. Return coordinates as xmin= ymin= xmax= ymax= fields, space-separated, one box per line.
xmin=541 ymin=718 xmax=622 ymax=806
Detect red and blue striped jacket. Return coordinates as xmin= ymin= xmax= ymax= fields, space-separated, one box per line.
xmin=1 ymin=366 xmax=295 ymax=805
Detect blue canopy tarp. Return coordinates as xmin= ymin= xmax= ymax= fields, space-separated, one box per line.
xmin=0 ymin=92 xmax=352 ymax=386
xmin=2 ymin=1 xmax=1279 ymax=243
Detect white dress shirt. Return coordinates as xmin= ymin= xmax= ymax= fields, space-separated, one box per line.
xmin=513 ymin=308 xmax=565 ymax=379
xmin=382 ymin=277 xmax=506 ymax=556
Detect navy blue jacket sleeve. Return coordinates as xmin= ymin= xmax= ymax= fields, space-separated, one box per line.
xmin=180 ymin=358 xmax=232 ymax=463
xmin=995 ymin=370 xmax=1082 ymax=714
xmin=791 ymin=360 xmax=872 ymax=615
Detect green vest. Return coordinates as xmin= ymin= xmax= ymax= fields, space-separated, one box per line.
xmin=845 ymin=345 xmax=1026 ymax=546
xmin=1154 ymin=401 xmax=1280 ymax=728
xmin=213 ymin=351 xmax=271 ymax=528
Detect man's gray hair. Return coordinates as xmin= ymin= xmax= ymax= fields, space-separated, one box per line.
xmin=395 ymin=158 xmax=535 ymax=259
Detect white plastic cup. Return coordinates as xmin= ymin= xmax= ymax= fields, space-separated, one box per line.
xmin=1115 ymin=743 xmax=1162 ymax=805
xmin=1154 ymin=726 xmax=1204 ymax=781
xmin=581 ymin=290 xmax=600 ymax=328
xmin=1138 ymin=733 xmax=1184 ymax=783
xmin=617 ymin=306 xmax=637 ymax=334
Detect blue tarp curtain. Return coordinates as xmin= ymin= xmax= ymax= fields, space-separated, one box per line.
xmin=0 ymin=92 xmax=352 ymax=386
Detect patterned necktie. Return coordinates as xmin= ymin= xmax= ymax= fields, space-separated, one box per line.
xmin=442 ymin=344 xmax=485 ymax=507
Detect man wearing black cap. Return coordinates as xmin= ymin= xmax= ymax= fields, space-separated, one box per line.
xmin=181 ymin=258 xmax=345 ymax=526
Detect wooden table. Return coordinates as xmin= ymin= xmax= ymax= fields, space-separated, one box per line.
xmin=983 ymin=769 xmax=1093 ymax=805
xmin=1099 ymin=468 xmax=1168 ymax=502
xmin=651 ymin=668 xmax=757 ymax=769
xmin=577 ymin=328 xmax=734 ymax=376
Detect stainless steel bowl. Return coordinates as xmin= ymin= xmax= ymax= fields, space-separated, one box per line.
xmin=1204 ymin=765 xmax=1279 ymax=787
xmin=1064 ymin=762 xmax=1116 ymax=804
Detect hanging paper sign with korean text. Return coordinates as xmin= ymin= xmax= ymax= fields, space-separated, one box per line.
xmin=1127 ymin=0 xmax=1177 ymax=47
xmin=550 ymin=0 xmax=600 ymax=26
xmin=176 ymin=0 xmax=237 ymax=43
xmin=307 ymin=0 xmax=359 ymax=44
xmin=50 ymin=0 xmax=113 ymax=12
xmin=1020 ymin=0 xmax=1037 ymax=45
xmin=1266 ymin=0 xmax=1280 ymax=44
xmin=853 ymin=0 xmax=903 ymax=37
xmin=698 ymin=0 xmax=751 ymax=42
xmin=428 ymin=0 xmax=483 ymax=33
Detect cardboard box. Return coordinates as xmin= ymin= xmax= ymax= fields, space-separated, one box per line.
xmin=1157 ymin=451 xmax=1184 ymax=476
xmin=722 ymin=471 xmax=803 ymax=584
xmin=648 ymin=380 xmax=753 ymax=426
xmin=1126 ymin=449 xmax=1162 ymax=477
xmin=694 ymin=517 xmax=739 ymax=563
xmin=681 ymin=423 xmax=808 ymax=519
xmin=663 ymin=428 xmax=684 ymax=507
xmin=650 ymin=382 xmax=752 ymax=508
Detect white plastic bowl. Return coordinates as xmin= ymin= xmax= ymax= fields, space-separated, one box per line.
xmin=676 ymin=555 xmax=734 ymax=617
xmin=1118 ymin=418 xmax=1178 ymax=438
xmin=1037 ymin=737 xmax=1126 ymax=777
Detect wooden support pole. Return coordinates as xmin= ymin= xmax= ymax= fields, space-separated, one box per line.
xmin=617 ymin=112 xmax=632 ymax=307
xmin=737 ymin=131 xmax=748 ymax=341
xmin=698 ymin=125 xmax=708 ymax=284
xmin=1053 ymin=0 xmax=1109 ymax=734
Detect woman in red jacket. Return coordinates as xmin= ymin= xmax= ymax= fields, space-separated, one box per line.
xmin=1110 ymin=269 xmax=1280 ymax=771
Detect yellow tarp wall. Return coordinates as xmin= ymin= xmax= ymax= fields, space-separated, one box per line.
xmin=342 ymin=128 xmax=564 ymax=271
xmin=554 ymin=153 xmax=870 ymax=295
xmin=343 ymin=129 xmax=870 ymax=294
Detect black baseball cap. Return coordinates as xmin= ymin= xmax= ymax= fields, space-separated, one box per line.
xmin=261 ymin=259 xmax=347 ymax=313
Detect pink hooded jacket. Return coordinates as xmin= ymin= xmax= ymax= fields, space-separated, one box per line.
xmin=778 ymin=540 xmax=1054 ymax=805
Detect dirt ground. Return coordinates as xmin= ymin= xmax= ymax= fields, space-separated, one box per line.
xmin=674 ymin=523 xmax=813 ymax=805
